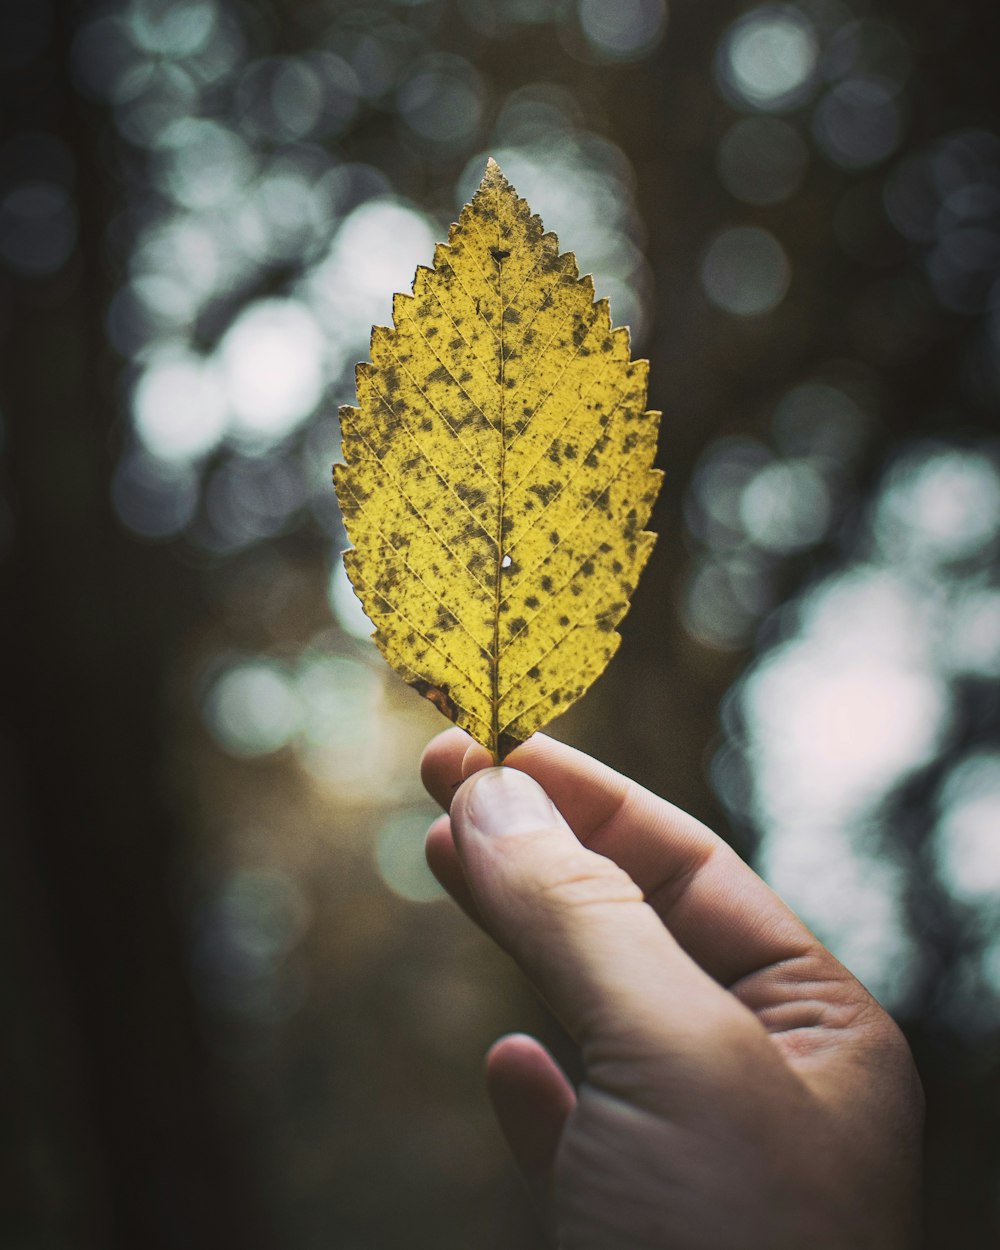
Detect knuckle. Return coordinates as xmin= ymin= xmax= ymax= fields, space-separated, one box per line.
xmin=532 ymin=849 xmax=643 ymax=913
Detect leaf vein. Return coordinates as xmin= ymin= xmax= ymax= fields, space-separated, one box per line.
xmin=384 ymin=340 xmax=501 ymax=457
xmin=365 ymin=585 xmax=492 ymax=708
xmin=342 ymin=433 xmax=493 ymax=596
xmin=342 ymin=506 xmax=493 ymax=667
xmin=440 ymin=245 xmax=502 ymax=346
xmin=367 ymin=378 xmax=498 ymax=523
xmin=506 ymin=361 xmax=625 ymax=501
xmin=501 ymin=437 xmax=647 ymax=610
xmin=426 ymin=280 xmax=497 ymax=383
xmin=498 ymin=623 xmax=582 ymax=702
xmin=504 ymin=394 xmax=630 ymax=555
xmin=506 ymin=309 xmax=605 ymax=439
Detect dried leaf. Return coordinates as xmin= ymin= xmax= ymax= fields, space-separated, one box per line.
xmin=334 ymin=159 xmax=662 ymax=761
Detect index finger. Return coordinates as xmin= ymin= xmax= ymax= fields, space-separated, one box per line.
xmin=421 ymin=728 xmax=822 ymax=992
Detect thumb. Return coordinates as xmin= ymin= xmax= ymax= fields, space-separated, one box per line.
xmin=449 ymin=767 xmax=748 ymax=1074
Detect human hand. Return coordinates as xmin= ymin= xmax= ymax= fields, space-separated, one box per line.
xmin=421 ymin=729 xmax=923 ymax=1250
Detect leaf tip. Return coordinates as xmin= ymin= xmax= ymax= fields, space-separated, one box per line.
xmin=482 ymin=156 xmax=508 ymax=188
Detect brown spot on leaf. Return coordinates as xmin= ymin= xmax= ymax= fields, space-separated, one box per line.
xmin=409 ymin=679 xmax=459 ymax=723
xmin=455 ymin=482 xmax=487 ymax=509
xmin=529 ymin=481 xmax=559 ymax=506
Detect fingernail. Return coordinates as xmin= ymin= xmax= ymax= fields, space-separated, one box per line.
xmin=461 ymin=768 xmax=560 ymax=838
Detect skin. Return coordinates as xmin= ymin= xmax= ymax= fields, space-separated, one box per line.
xmin=421 ymin=728 xmax=924 ymax=1250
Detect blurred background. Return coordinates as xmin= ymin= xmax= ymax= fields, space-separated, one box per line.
xmin=1 ymin=0 xmax=998 ymax=1245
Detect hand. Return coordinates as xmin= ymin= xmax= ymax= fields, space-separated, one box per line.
xmin=421 ymin=729 xmax=923 ymax=1250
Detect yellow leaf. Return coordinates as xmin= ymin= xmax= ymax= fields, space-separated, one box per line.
xmin=333 ymin=159 xmax=662 ymax=762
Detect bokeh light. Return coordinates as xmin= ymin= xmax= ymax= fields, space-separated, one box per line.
xmin=711 ymin=440 xmax=1000 ymax=1007
xmin=127 ymin=0 xmax=217 ymax=60
xmin=236 ymin=54 xmax=359 ymax=143
xmin=736 ymin=574 xmax=947 ymax=1002
xmin=716 ymin=116 xmax=809 ymax=206
xmin=873 ymin=444 xmax=1000 ymax=567
xmin=293 ymin=649 xmax=411 ymax=802
xmin=745 ymin=569 xmax=949 ymax=820
xmin=111 ymin=451 xmax=199 ymax=540
xmin=934 ymin=753 xmax=1000 ymax=904
xmin=772 ymin=380 xmax=870 ymax=463
xmin=397 ymin=54 xmax=485 ymax=146
xmin=132 ymin=348 xmax=228 ymax=462
xmin=700 ymin=225 xmax=791 ymax=316
xmin=576 ymin=0 xmax=667 ymax=62
xmin=812 ymin=76 xmax=904 ymax=170
xmin=204 ymin=659 xmax=300 ymax=756
xmin=375 ymin=810 xmax=446 ymax=903
xmin=338 ymin=16 xmax=429 ymax=102
xmin=716 ymin=6 xmax=818 ymax=113
xmin=884 ymin=127 xmax=1000 ymax=316
xmin=200 ymin=454 xmax=304 ymax=550
xmin=685 ymin=553 xmax=773 ymax=650
xmin=220 ymin=299 xmax=326 ymax=444
xmin=112 ymin=62 xmax=200 ymax=150
xmin=685 ymin=436 xmax=774 ymax=550
xmin=947 ymin=587 xmax=1000 ymax=678
xmin=158 ymin=118 xmax=255 ymax=210
xmin=739 ymin=459 xmax=831 ymax=552
xmin=294 ymin=650 xmax=382 ymax=755
xmin=70 ymin=12 xmax=141 ymax=100
xmin=307 ymin=196 xmax=439 ymax=356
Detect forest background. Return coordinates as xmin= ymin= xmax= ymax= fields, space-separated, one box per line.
xmin=2 ymin=1 xmax=999 ymax=1246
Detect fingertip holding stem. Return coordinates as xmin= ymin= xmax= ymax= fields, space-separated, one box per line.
xmin=462 ymin=737 xmax=496 ymax=780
